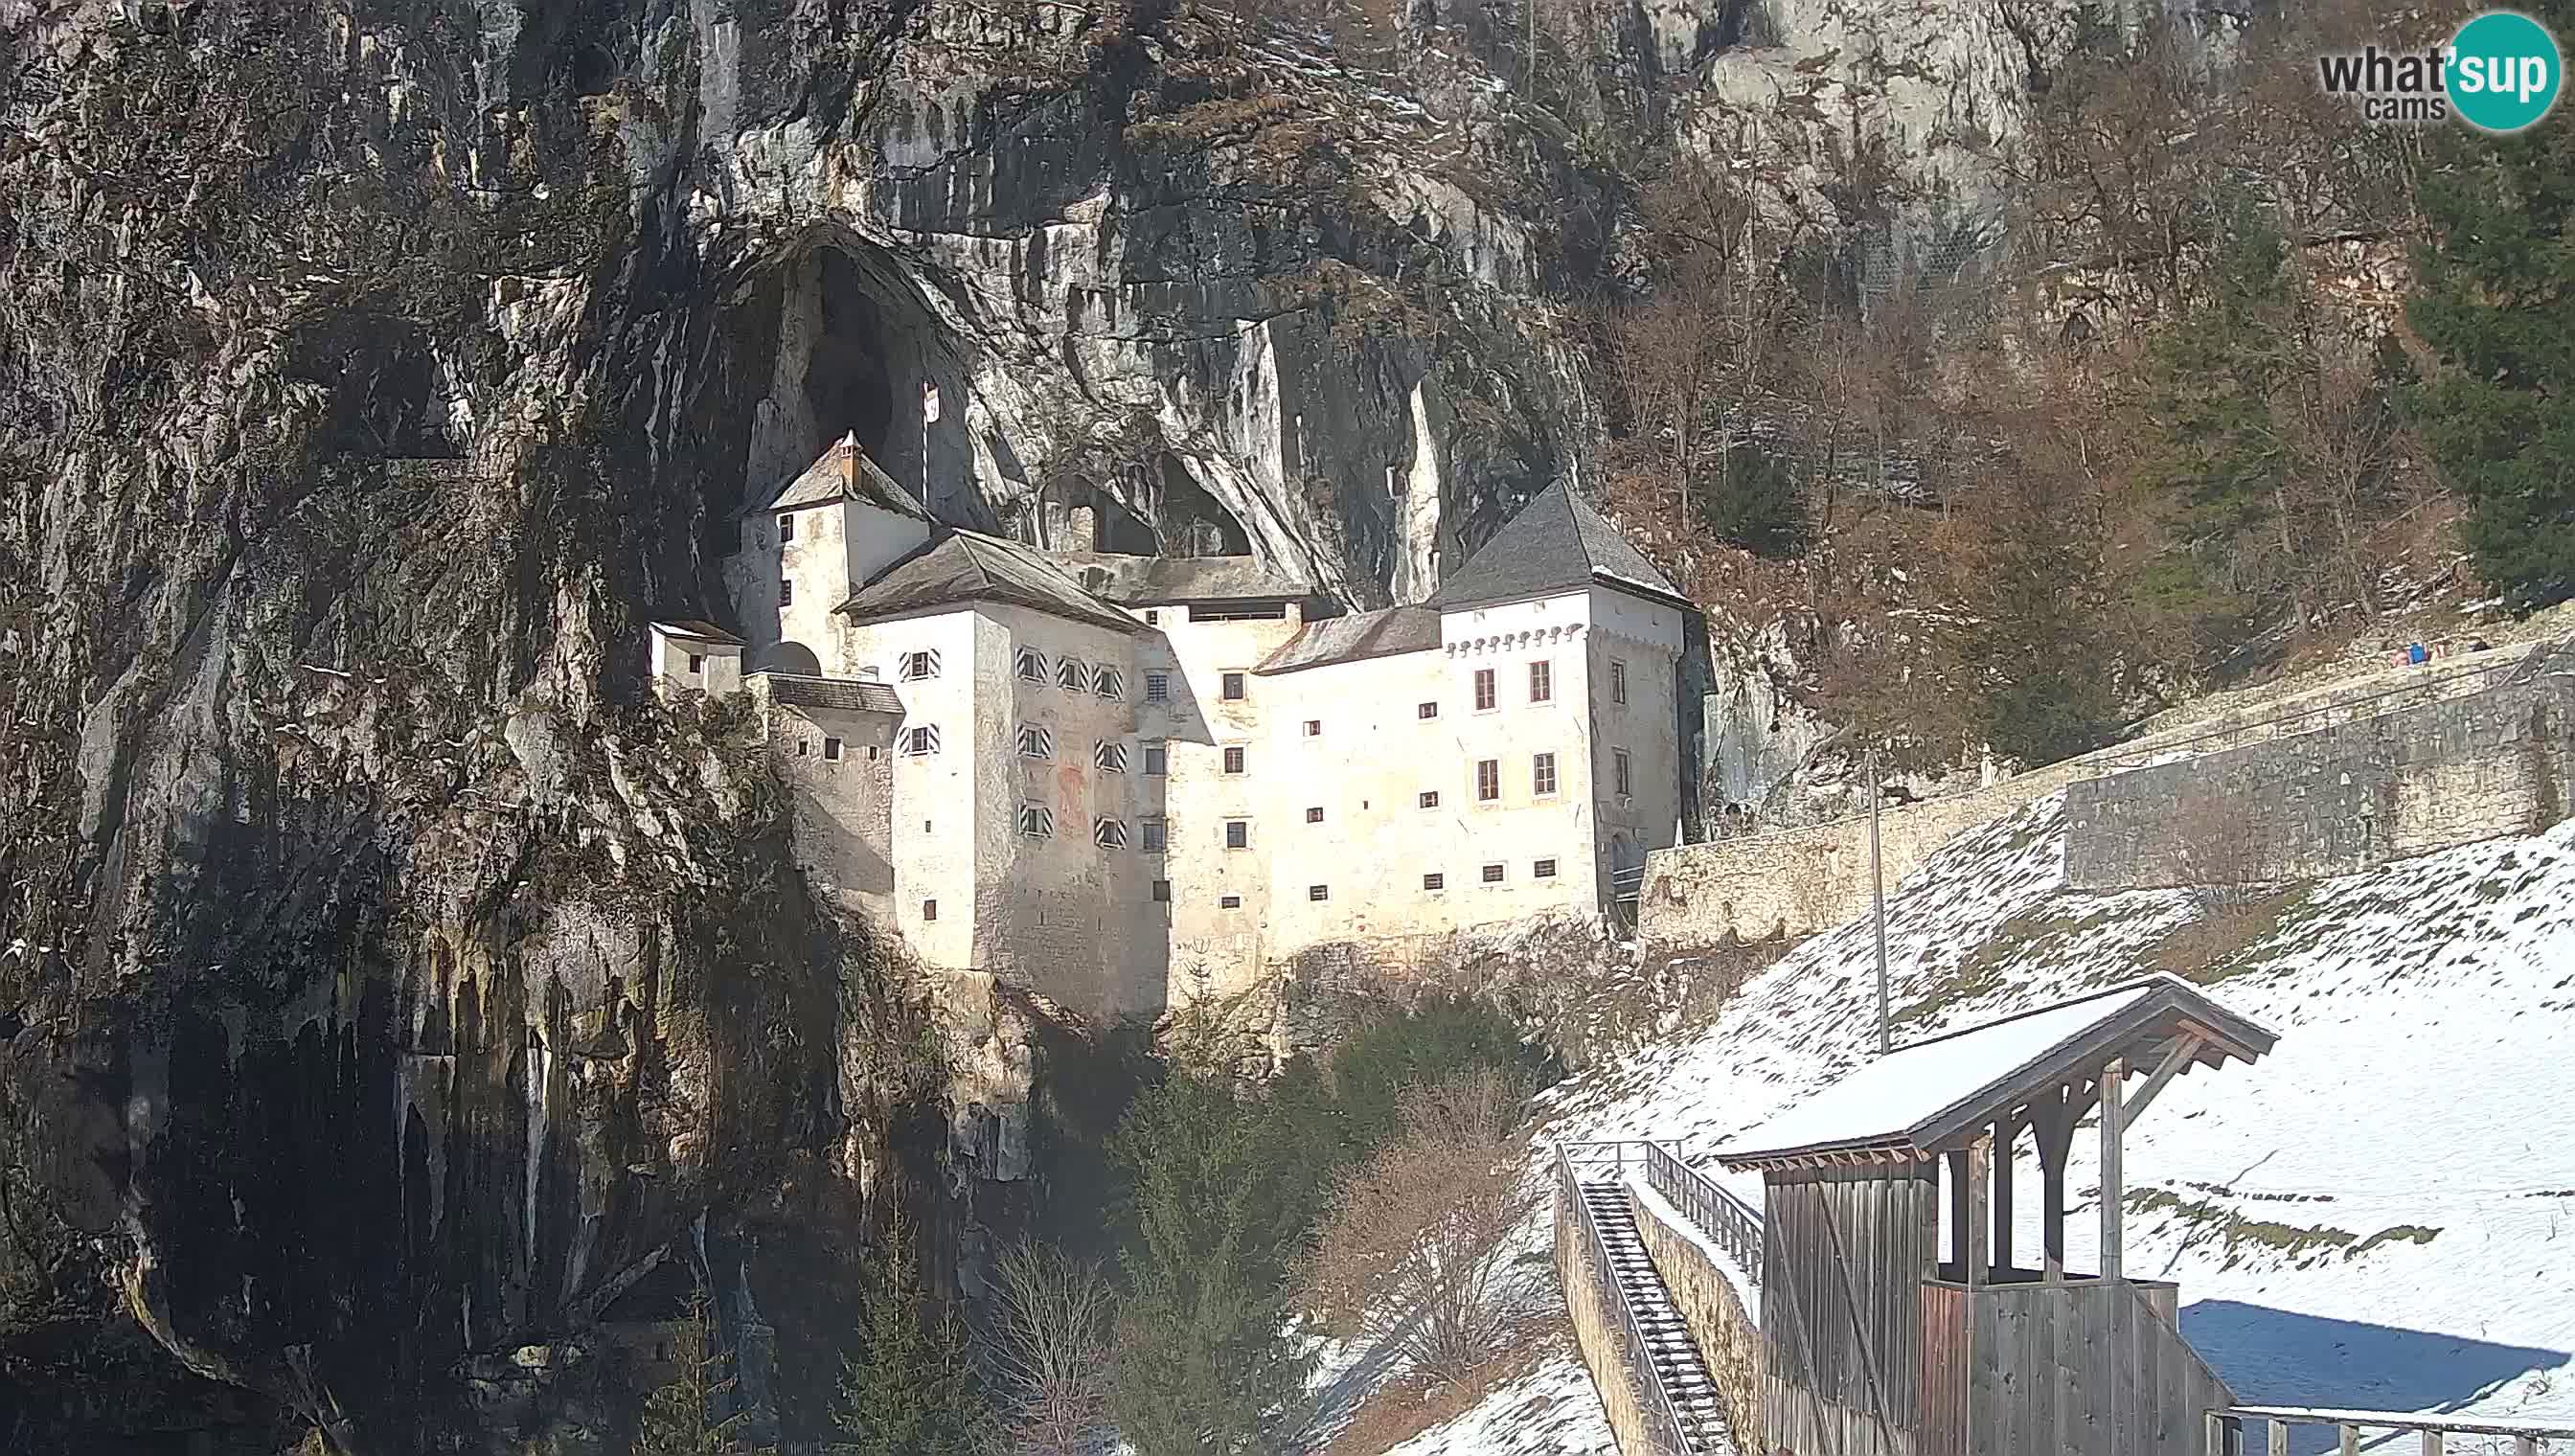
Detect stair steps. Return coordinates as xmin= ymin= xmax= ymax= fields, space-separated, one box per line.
xmin=1578 ymin=1180 xmax=1735 ymax=1452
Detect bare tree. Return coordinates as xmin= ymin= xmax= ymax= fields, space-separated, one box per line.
xmin=1293 ymin=1068 xmax=1547 ymax=1387
xmin=988 ymin=1243 xmax=1117 ymax=1456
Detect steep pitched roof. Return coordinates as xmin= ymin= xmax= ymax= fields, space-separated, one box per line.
xmin=760 ymin=434 xmax=931 ymax=522
xmin=836 ymin=532 xmax=1148 ymax=637
xmin=1037 ymin=551 xmax=1311 ymax=604
xmin=758 ymin=671 xmax=903 ymax=715
xmin=1427 ymin=481 xmax=1690 ymax=613
xmin=651 ymin=619 xmax=745 ymax=647
xmin=1256 ymin=606 xmax=1440 ymax=674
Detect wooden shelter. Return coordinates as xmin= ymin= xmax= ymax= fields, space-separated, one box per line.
xmin=1716 ymin=974 xmax=2278 ymax=1456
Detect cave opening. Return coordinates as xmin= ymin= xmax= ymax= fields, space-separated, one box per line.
xmin=801 ymin=249 xmax=899 ymax=469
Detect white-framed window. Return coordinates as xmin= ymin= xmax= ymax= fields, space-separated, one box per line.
xmin=1476 ymin=759 xmax=1500 ymax=802
xmin=1481 ymin=862 xmax=1506 ymax=884
xmin=1016 ymin=647 xmax=1048 ymax=682
xmin=1146 ymin=609 xmax=1161 ymax=625
xmin=900 ymin=649 xmax=941 ymax=681
xmin=1305 ymin=806 xmax=1324 ymax=824
xmin=1529 ymin=660 xmax=1553 ymax=703
xmin=1017 ymin=724 xmax=1054 ymax=760
xmin=1614 ymin=747 xmax=1633 ymax=798
xmin=1095 ymin=741 xmax=1129 ymax=773
xmin=1058 ymin=657 xmax=1088 ymax=692
xmin=824 ymin=738 xmax=844 ymax=762
xmin=1610 ymin=658 xmax=1629 ymax=705
xmin=1094 ymin=816 xmax=1129 ymax=849
xmin=1143 ymin=741 xmax=1169 ymax=776
xmin=1222 ymin=745 xmax=1246 ymax=775
xmin=901 ymin=725 xmax=942 ymax=756
xmin=1308 ymin=884 xmax=1330 ymax=902
xmin=1018 ymin=804 xmax=1055 ymax=838
xmin=1224 ymin=819 xmax=1250 ymax=850
xmin=1423 ymin=873 xmax=1445 ymax=892
xmin=1221 ymin=671 xmax=1246 ymax=701
xmin=1419 ymin=790 xmax=1439 ymax=809
xmin=1146 ymin=671 xmax=1171 ymax=703
xmin=1303 ymin=719 xmax=1321 ymax=737
xmin=1142 ymin=817 xmax=1168 ymax=853
xmin=1533 ymin=752 xmax=1558 ymax=796
xmin=778 ymin=512 xmax=796 ymax=542
xmin=688 ymin=653 xmax=705 ymax=674
xmin=1417 ymin=701 xmax=1438 ymax=719
xmin=1534 ymin=857 xmax=1559 ymax=878
xmin=1473 ymin=669 xmax=1496 ymax=711
xmin=1095 ymin=667 xmax=1125 ymax=701
xmin=1219 ymin=894 xmax=1242 ymax=909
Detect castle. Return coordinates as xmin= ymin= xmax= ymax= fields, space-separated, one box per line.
xmin=650 ymin=436 xmax=1693 ymax=1019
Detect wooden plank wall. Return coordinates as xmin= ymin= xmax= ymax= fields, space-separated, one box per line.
xmin=1944 ymin=1280 xmax=2235 ymax=1456
xmin=1760 ymin=1162 xmax=1938 ymax=1456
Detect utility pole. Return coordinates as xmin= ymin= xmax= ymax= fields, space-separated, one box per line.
xmin=1868 ymin=745 xmax=1889 ymax=1057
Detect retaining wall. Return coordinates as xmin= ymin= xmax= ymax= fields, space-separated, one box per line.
xmin=1555 ymin=1188 xmax=1659 ymax=1456
xmin=1627 ymin=1185 xmax=1763 ymax=1454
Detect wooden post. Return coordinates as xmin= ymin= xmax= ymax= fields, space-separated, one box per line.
xmin=1965 ymin=1134 xmax=1992 ymax=1287
xmin=2037 ymin=1086 xmax=2069 ymax=1283
xmin=2205 ymin=1412 xmax=2225 ymax=1456
xmin=1992 ymin=1116 xmax=2017 ymax=1276
xmin=2513 ymin=1436 xmax=2539 ymax=1456
xmin=2420 ymin=1431 xmax=2443 ymax=1456
xmin=2267 ymin=1420 xmax=2290 ymax=1455
xmin=2100 ymin=1057 xmax=2128 ymax=1284
xmin=2339 ymin=1424 xmax=2359 ymax=1456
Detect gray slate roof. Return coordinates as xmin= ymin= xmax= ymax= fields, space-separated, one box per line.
xmin=761 ymin=434 xmax=931 ymax=522
xmin=1256 ymin=606 xmax=1440 ymax=674
xmin=1428 ymin=481 xmax=1689 ymax=612
xmin=837 ymin=532 xmax=1148 ymax=637
xmin=758 ymin=671 xmax=903 ymax=715
xmin=652 ymin=619 xmax=745 ymax=646
xmin=1037 ymin=551 xmax=1310 ymax=603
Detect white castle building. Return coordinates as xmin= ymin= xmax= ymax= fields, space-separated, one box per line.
xmin=656 ymin=435 xmax=1694 ymax=1019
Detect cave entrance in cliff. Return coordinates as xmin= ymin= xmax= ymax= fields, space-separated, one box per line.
xmin=1158 ymin=460 xmax=1250 ymax=557
xmin=802 ymin=249 xmax=899 ymax=470
xmin=1038 ymin=457 xmax=1248 ymax=557
xmin=732 ymin=238 xmax=948 ymax=511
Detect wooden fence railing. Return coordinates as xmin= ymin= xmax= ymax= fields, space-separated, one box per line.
xmin=2210 ymin=1405 xmax=2575 ymax=1455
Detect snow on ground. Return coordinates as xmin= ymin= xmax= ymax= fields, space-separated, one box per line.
xmin=1377 ymin=1344 xmax=1622 ymax=1456
xmin=1390 ymin=791 xmax=2575 ymax=1456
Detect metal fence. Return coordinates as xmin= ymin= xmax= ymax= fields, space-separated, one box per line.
xmin=1556 ymin=1143 xmax=1700 ymax=1455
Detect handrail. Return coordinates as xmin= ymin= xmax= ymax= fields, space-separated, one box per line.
xmin=2208 ymin=1405 xmax=2572 ymax=1454
xmin=1555 ymin=1144 xmax=1698 ymax=1455
xmin=1638 ymin=1140 xmax=1763 ymax=1283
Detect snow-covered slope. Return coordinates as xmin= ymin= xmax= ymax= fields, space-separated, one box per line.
xmin=1390 ymin=791 xmax=2575 ymax=1456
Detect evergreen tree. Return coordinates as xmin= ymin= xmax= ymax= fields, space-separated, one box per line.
xmin=634 ymin=1290 xmax=770 ymax=1456
xmin=828 ymin=1208 xmax=984 ymax=1456
xmin=2407 ymin=11 xmax=2575 ymax=608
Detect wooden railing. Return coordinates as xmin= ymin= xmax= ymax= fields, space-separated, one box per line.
xmin=2209 ymin=1406 xmax=2575 ymax=1455
xmin=1638 ymin=1140 xmax=1764 ymax=1282
xmin=1556 ymin=1143 xmax=1698 ymax=1455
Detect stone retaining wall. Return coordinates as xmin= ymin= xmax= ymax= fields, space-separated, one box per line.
xmin=1627 ymin=1185 xmax=1763 ymax=1453
xmin=1555 ymin=1185 xmax=1659 ymax=1456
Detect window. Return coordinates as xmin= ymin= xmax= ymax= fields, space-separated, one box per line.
xmin=1143 ymin=741 xmax=1168 ymax=776
xmin=1146 ymin=609 xmax=1160 ymax=625
xmin=1529 ymin=660 xmax=1553 ymax=703
xmin=1476 ymin=760 xmax=1500 ymax=802
xmin=1145 ymin=671 xmax=1171 ymax=703
xmin=1221 ymin=671 xmax=1246 ymax=701
xmin=1015 ymin=648 xmax=1047 ymax=682
xmin=1418 ymin=701 xmax=1439 ymax=719
xmin=1095 ymin=667 xmax=1125 ymax=701
xmin=1303 ymin=719 xmax=1321 ymax=737
xmin=1305 ymin=807 xmax=1324 ymax=824
xmin=1141 ymin=818 xmax=1167 ymax=853
xmin=1419 ymin=790 xmax=1439 ymax=809
xmin=778 ymin=512 xmax=796 ymax=542
xmin=1614 ymin=748 xmax=1633 ymax=798
xmin=1473 ymin=669 xmax=1496 ymax=711
xmin=1224 ymin=820 xmax=1250 ymax=851
xmin=901 ymin=725 xmax=941 ymax=756
xmin=1308 ymin=884 xmax=1330 ymax=902
xmin=823 ymin=737 xmax=844 ymax=762
xmin=922 ymin=899 xmax=937 ymax=921
xmin=778 ymin=580 xmax=794 ymax=607
xmin=688 ymin=653 xmax=705 ymax=674
xmin=900 ymin=649 xmax=941 ymax=681
xmin=1152 ymin=879 xmax=1172 ymax=902
xmin=1533 ymin=752 xmax=1557 ymax=796
xmin=1534 ymin=858 xmax=1559 ymax=878
xmin=1222 ymin=745 xmax=1246 ymax=775
xmin=1017 ymin=725 xmax=1054 ymax=760
xmin=1481 ymin=862 xmax=1506 ymax=884
xmin=1057 ymin=657 xmax=1087 ymax=692
xmin=1219 ymin=894 xmax=1242 ymax=909
xmin=1095 ymin=741 xmax=1128 ymax=773
xmin=1610 ymin=659 xmax=1629 ymax=705
xmin=1423 ymin=873 xmax=1446 ymax=891
xmin=1018 ymin=805 xmax=1055 ymax=838
xmin=1094 ymin=817 xmax=1129 ymax=849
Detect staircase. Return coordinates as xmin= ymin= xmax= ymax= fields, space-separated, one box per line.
xmin=1571 ymin=1173 xmax=1735 ymax=1453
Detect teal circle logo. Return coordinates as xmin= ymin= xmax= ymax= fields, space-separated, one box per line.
xmin=2447 ymin=11 xmax=2562 ymax=132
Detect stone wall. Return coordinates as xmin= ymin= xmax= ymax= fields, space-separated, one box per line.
xmin=2065 ymin=669 xmax=2575 ymax=890
xmin=1554 ymin=1185 xmax=1660 ymax=1456
xmin=1626 ymin=1186 xmax=1763 ymax=1453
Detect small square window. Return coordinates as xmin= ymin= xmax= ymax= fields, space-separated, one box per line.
xmin=868 ymin=746 xmax=878 ymax=761
xmin=1224 ymin=820 xmax=1249 ymax=850
xmin=1419 ymin=790 xmax=1440 ymax=809
xmin=1476 ymin=760 xmax=1499 ymax=802
xmin=1151 ymin=878 xmax=1172 ymax=902
xmin=1529 ymin=660 xmax=1553 ymax=703
xmin=1146 ymin=672 xmax=1171 ymax=702
xmin=1305 ymin=806 xmax=1324 ymax=824
xmin=1423 ymin=873 xmax=1445 ymax=892
xmin=1095 ymin=817 xmax=1129 ymax=849
xmin=1417 ymin=701 xmax=1438 ymax=719
xmin=1534 ymin=858 xmax=1559 ymax=878
xmin=1308 ymin=884 xmax=1330 ymax=902
xmin=1142 ymin=818 xmax=1168 ymax=853
xmin=902 ymin=725 xmax=941 ymax=756
xmin=1473 ymin=669 xmax=1496 ymax=711
xmin=1095 ymin=741 xmax=1129 ymax=773
xmin=1610 ymin=659 xmax=1629 ymax=705
xmin=1095 ymin=667 xmax=1125 ymax=701
xmin=1018 ymin=805 xmax=1055 ymax=838
xmin=1303 ymin=719 xmax=1321 ymax=737
xmin=1222 ymin=745 xmax=1246 ymax=775
xmin=1146 ymin=609 xmax=1160 ymax=625
xmin=687 ymin=653 xmax=705 ymax=674
xmin=1016 ymin=648 xmax=1047 ymax=682
xmin=1219 ymin=894 xmax=1242 ymax=909
xmin=1533 ymin=751 xmax=1557 ymax=796
xmin=900 ymin=649 xmax=941 ymax=681
xmin=778 ymin=512 xmax=796 ymax=542
xmin=922 ymin=899 xmax=937 ymax=921
xmin=1481 ymin=862 xmax=1506 ymax=884
xmin=797 ymin=740 xmax=809 ymax=757
xmin=1221 ymin=671 xmax=1246 ymax=701
xmin=1058 ymin=657 xmax=1088 ymax=692
xmin=1018 ymin=725 xmax=1054 ymax=760
xmin=778 ymin=580 xmax=794 ymax=607
xmin=823 ymin=738 xmax=844 ymax=762
xmin=1614 ymin=748 xmax=1633 ymax=798
xmin=1143 ymin=742 xmax=1169 ymax=776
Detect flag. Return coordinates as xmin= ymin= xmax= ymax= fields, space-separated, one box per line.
xmin=923 ymin=381 xmax=941 ymax=423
